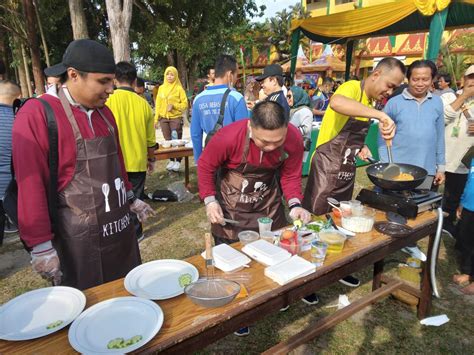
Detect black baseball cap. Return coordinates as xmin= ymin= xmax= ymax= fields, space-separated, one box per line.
xmin=44 ymin=39 xmax=116 ymax=77
xmin=256 ymin=64 xmax=283 ymax=81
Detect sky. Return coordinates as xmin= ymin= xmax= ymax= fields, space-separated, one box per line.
xmin=254 ymin=0 xmax=299 ymax=20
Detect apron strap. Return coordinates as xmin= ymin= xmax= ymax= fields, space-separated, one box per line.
xmin=96 ymin=109 xmax=117 ymax=150
xmin=241 ymin=127 xmax=252 ymax=164
xmin=58 ymin=87 xmax=82 ymax=142
xmin=241 ymin=125 xmax=287 ymax=165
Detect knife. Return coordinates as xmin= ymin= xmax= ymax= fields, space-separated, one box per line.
xmin=223 ymin=218 xmax=240 ymax=225
xmin=325 ymin=214 xmax=356 ymax=237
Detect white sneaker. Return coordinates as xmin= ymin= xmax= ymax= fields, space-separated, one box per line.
xmin=166 ymin=161 xmax=174 ymax=171
xmin=401 ymin=246 xmax=427 ymax=262
xmin=171 ymin=161 xmax=180 ymax=172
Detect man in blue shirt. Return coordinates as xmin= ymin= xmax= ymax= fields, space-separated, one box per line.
xmin=311 ymin=77 xmax=334 ymax=122
xmin=0 ymin=80 xmax=21 ymax=244
xmin=378 ymin=60 xmax=445 ymax=261
xmin=191 ymin=55 xmax=248 ymax=163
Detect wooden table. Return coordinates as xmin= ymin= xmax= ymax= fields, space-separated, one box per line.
xmin=154 ymin=146 xmax=194 ymax=187
xmin=0 ymin=210 xmax=439 ymax=354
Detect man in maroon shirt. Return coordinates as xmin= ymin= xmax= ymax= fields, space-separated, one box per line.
xmin=198 ymin=101 xmax=311 ymax=242
xmin=12 ymin=40 xmax=154 ymax=290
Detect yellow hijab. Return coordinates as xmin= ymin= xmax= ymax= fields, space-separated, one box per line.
xmin=160 ymin=66 xmax=183 ymax=99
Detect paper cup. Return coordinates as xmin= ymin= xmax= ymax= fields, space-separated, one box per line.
xmin=257 ymin=217 xmax=273 ymax=235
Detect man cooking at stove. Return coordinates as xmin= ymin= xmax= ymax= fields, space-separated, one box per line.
xmin=377 ymin=60 xmax=445 ymax=261
xmin=198 ymin=100 xmax=311 ymax=244
xmin=303 ymin=57 xmax=405 ymax=215
xmin=303 ymin=57 xmax=405 ymax=288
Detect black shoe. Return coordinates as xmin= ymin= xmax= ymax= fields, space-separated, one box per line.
xmin=234 ymin=326 xmax=250 ymax=337
xmin=279 ymin=305 xmax=290 ymax=312
xmin=301 ymin=293 xmax=320 ymax=305
xmin=339 ymin=275 xmax=360 ymax=287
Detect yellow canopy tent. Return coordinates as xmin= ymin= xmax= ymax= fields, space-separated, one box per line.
xmin=289 ymin=0 xmax=474 ymax=79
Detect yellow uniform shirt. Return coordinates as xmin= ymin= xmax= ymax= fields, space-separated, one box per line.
xmin=317 ymin=80 xmax=371 ymax=148
xmin=106 ymin=88 xmax=156 ymax=172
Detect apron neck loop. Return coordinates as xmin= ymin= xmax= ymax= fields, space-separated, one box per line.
xmin=58 ymin=87 xmax=83 ymax=141
xmin=241 ymin=127 xmax=252 ymax=164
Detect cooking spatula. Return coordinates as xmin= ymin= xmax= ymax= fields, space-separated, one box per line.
xmin=382 ymin=139 xmax=401 ymax=179
xmin=204 ymin=233 xmax=215 ymax=279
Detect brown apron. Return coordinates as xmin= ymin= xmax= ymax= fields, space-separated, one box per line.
xmin=212 ymin=130 xmax=288 ymax=241
xmin=53 ymin=88 xmax=141 ymax=290
xmin=303 ymin=82 xmax=370 ymax=216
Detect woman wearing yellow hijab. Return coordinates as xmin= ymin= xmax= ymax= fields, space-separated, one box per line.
xmin=155 ymin=66 xmax=188 ymax=171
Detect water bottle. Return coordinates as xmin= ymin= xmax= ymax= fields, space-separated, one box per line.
xmin=171 ymin=129 xmax=178 ymax=140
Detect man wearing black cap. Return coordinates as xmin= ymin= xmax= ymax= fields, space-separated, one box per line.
xmin=12 ymin=39 xmax=155 ymax=290
xmin=254 ymin=64 xmax=290 ymax=117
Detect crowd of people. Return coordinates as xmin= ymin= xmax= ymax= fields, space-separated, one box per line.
xmin=0 ymin=39 xmax=473 ymax=330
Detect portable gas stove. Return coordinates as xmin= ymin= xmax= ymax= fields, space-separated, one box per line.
xmin=356 ymin=187 xmax=443 ymax=219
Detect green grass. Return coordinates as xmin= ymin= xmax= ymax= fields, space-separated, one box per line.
xmin=1 ymin=161 xmax=473 ymax=354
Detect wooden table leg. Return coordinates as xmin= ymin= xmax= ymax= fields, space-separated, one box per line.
xmin=417 ymin=232 xmax=435 ymax=319
xmin=372 ymin=259 xmax=384 ymax=291
xmin=184 ymin=157 xmax=189 ymax=187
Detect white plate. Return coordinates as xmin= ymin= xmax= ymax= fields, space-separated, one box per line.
xmin=0 ymin=286 xmax=86 ymax=341
xmin=68 ymin=297 xmax=163 ymax=354
xmin=124 ymin=259 xmax=199 ymax=300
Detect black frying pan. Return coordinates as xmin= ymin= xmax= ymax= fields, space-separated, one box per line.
xmin=366 ymin=161 xmax=428 ymax=191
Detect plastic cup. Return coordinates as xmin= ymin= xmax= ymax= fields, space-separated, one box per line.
xmin=257 ymin=217 xmax=273 ymax=235
xmin=311 ymin=240 xmax=328 ymax=267
xmin=260 ymin=231 xmax=275 ymax=244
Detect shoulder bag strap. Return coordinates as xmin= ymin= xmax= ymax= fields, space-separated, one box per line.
xmin=216 ymin=88 xmax=231 ymax=126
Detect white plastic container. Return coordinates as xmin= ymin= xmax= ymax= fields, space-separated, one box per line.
xmin=242 ymin=239 xmax=291 ymax=266
xmin=341 ymin=207 xmax=376 ymax=233
xmin=200 ymin=244 xmax=251 ymax=273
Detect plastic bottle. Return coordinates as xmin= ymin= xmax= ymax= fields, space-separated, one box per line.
xmin=171 ymin=129 xmax=178 ymax=140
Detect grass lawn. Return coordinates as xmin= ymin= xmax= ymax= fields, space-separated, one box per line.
xmin=1 ymin=159 xmax=473 ymax=354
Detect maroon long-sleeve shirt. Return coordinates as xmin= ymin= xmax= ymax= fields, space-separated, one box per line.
xmin=198 ymin=119 xmax=304 ymax=202
xmin=12 ymin=94 xmax=131 ymax=248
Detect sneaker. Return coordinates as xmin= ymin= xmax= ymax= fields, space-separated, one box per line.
xmin=301 ymin=293 xmax=320 ymax=305
xmin=401 ymin=246 xmax=427 ymax=262
xmin=171 ymin=161 xmax=180 ymax=172
xmin=234 ymin=326 xmax=250 ymax=337
xmin=279 ymin=305 xmax=290 ymax=312
xmin=166 ymin=161 xmax=174 ymax=171
xmin=4 ymin=219 xmax=18 ymax=234
xmin=339 ymin=275 xmax=360 ymax=287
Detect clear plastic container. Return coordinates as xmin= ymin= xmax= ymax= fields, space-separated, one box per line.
xmin=318 ymin=230 xmax=347 ymax=253
xmin=341 ymin=206 xmax=376 ymax=233
xmin=278 ymin=237 xmax=303 ymax=256
xmin=238 ymin=230 xmax=260 ymax=245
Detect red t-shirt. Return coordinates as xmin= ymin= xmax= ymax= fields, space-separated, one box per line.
xmin=198 ymin=119 xmax=304 ymax=202
xmin=12 ymin=94 xmax=131 ymax=247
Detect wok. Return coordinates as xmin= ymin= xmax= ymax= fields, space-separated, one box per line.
xmin=366 ymin=162 xmax=427 ymax=191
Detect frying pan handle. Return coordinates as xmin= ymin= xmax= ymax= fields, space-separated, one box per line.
xmin=205 ymin=233 xmax=213 ymax=260
xmin=386 ymin=139 xmax=392 ymax=147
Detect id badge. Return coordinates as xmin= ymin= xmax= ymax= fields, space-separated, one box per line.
xmin=451 ymin=126 xmax=460 ymax=138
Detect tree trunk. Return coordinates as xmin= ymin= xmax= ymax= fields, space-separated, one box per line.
xmin=68 ymin=0 xmax=89 ymax=39
xmin=22 ymin=0 xmax=44 ymax=95
xmin=33 ymin=0 xmax=50 ymax=66
xmin=0 ymin=28 xmax=9 ymax=79
xmin=105 ymin=0 xmax=132 ymax=62
xmin=20 ymin=44 xmax=32 ymax=97
xmin=176 ymin=51 xmax=188 ymax=90
xmin=187 ymin=57 xmax=199 ymax=93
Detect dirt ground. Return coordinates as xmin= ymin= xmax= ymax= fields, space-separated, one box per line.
xmin=1 ymin=158 xmax=473 ymax=354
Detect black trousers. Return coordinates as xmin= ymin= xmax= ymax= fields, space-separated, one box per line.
xmin=0 ymin=201 xmax=5 ymax=245
xmin=127 ymin=172 xmax=146 ymax=238
xmin=443 ymin=172 xmax=468 ymax=226
xmin=455 ymin=208 xmax=474 ymax=277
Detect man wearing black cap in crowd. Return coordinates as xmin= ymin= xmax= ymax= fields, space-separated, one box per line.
xmin=12 ymin=39 xmax=155 ymax=290
xmin=254 ymin=64 xmax=290 ymax=117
